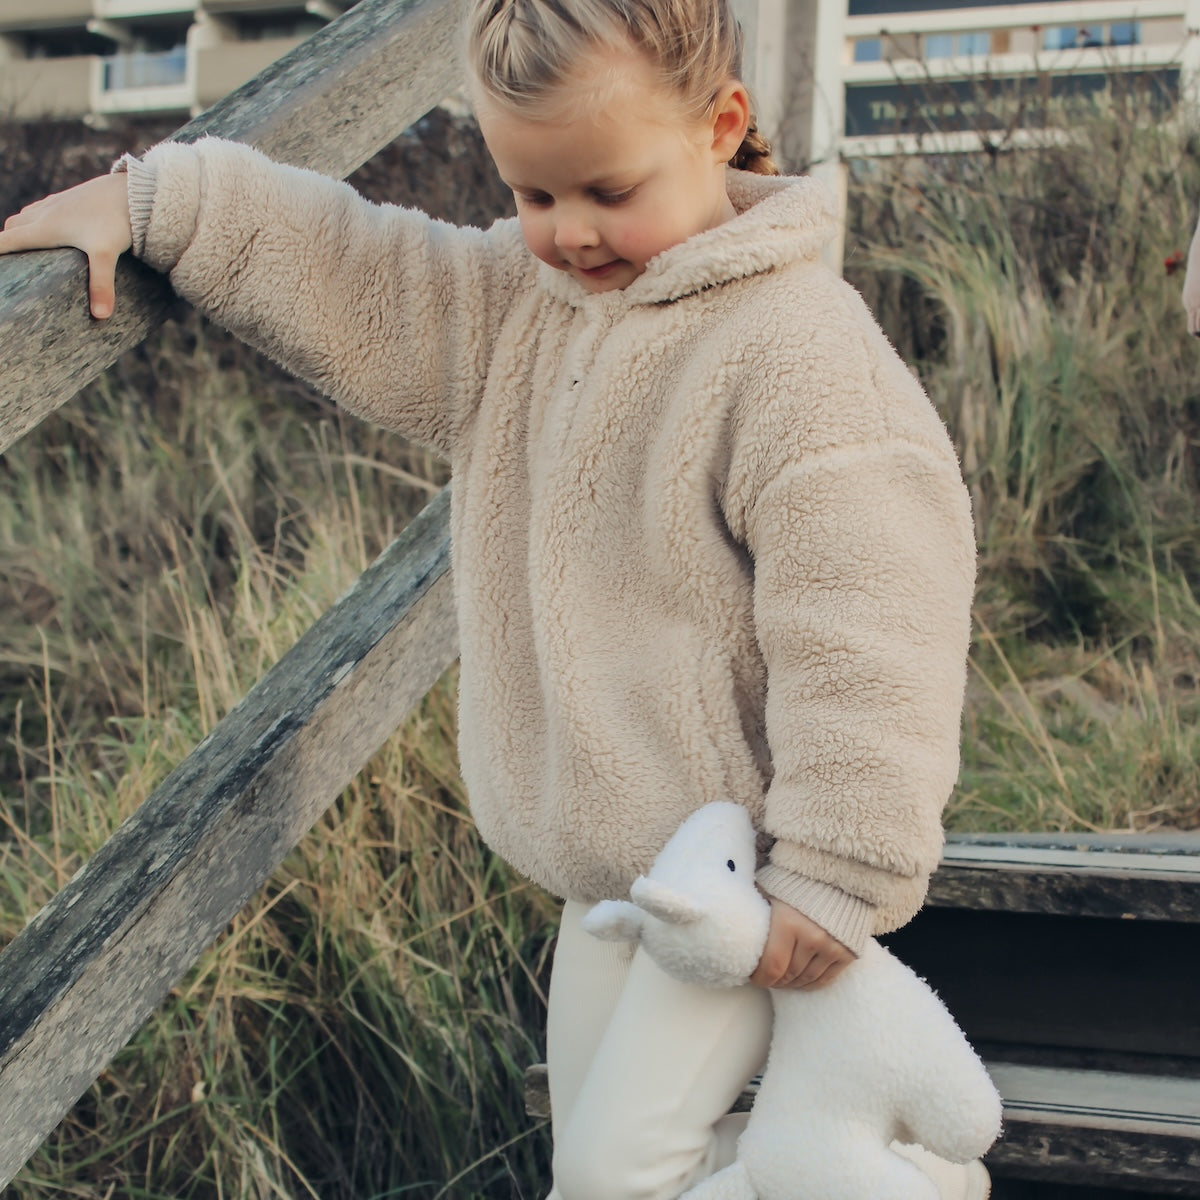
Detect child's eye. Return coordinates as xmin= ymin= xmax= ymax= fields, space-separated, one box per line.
xmin=516 ymin=191 xmax=552 ymax=207
xmin=594 ymin=187 xmax=637 ymax=206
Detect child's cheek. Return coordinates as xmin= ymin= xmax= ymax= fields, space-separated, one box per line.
xmin=519 ymin=214 xmax=558 ymax=268
xmin=625 ymin=225 xmax=681 ymax=267
xmin=619 ymin=203 xmax=695 ymax=266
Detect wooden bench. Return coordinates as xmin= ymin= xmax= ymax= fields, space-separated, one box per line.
xmin=525 ymin=831 xmax=1200 ymax=1198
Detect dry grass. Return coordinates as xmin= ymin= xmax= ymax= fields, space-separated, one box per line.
xmin=846 ymin=81 xmax=1200 ymax=835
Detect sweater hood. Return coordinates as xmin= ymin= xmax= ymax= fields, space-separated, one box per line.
xmin=538 ymin=169 xmax=839 ymax=308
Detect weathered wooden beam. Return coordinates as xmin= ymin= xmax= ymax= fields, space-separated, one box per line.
xmin=933 ymin=832 xmax=1200 ymax=922
xmin=0 ymin=0 xmax=463 ymax=456
xmin=985 ymin=1063 xmax=1200 ymax=1192
xmin=525 ymin=1062 xmax=1200 ymax=1195
xmin=0 ymin=488 xmax=457 ymax=1190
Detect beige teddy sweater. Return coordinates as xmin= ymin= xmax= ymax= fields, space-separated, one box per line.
xmin=123 ymin=138 xmax=975 ymax=952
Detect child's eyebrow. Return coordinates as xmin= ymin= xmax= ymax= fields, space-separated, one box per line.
xmin=582 ymin=167 xmax=643 ymax=188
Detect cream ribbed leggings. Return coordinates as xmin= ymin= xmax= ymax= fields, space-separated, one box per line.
xmin=544 ymin=899 xmax=773 ymax=1200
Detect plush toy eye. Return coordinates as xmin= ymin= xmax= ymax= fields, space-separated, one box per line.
xmin=727 ymin=859 xmax=736 ymax=872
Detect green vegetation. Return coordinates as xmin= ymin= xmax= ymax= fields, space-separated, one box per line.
xmin=2 ymin=83 xmax=1198 ymax=1195
xmin=846 ymin=82 xmax=1200 ymax=835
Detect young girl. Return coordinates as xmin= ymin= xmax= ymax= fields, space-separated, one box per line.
xmin=0 ymin=0 xmax=984 ymax=1195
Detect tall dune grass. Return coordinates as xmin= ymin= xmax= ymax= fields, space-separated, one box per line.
xmin=2 ymin=318 xmax=556 ymax=1199
xmin=846 ymin=80 xmax=1200 ymax=833
xmin=2 ymin=83 xmax=1199 ymax=1196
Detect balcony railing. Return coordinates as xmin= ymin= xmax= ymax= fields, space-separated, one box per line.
xmin=100 ymin=45 xmax=187 ymax=91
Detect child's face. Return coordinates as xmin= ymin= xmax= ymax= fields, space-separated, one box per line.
xmin=476 ymin=52 xmax=748 ymax=293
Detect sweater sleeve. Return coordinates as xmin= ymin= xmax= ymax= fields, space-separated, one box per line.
xmin=123 ymin=137 xmax=532 ymax=457
xmin=731 ymin=291 xmax=977 ymax=952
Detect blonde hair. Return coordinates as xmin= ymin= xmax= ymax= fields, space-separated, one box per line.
xmin=466 ymin=0 xmax=780 ymax=175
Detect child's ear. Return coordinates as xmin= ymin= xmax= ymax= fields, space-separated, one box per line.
xmin=709 ymin=81 xmax=751 ymax=162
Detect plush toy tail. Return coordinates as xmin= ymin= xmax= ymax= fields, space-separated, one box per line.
xmin=680 ymin=1162 xmax=758 ymax=1200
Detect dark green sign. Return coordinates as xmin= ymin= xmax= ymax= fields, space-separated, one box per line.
xmin=852 ymin=0 xmax=1070 ymax=13
xmin=844 ymin=68 xmax=1179 ymax=138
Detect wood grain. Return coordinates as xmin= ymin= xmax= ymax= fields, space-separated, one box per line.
xmin=0 ymin=489 xmax=457 ymax=1188
xmin=0 ymin=0 xmax=461 ymax=456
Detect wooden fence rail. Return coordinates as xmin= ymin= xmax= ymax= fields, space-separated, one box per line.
xmin=0 ymin=491 xmax=457 ymax=1188
xmin=0 ymin=0 xmax=462 ymax=457
xmin=0 ymin=0 xmax=464 ymax=1186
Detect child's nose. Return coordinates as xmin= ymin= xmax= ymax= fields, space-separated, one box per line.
xmin=554 ymin=209 xmax=600 ymax=252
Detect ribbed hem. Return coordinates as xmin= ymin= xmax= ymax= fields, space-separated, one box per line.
xmin=755 ymin=864 xmax=875 ymax=955
xmin=111 ymin=152 xmax=156 ymax=260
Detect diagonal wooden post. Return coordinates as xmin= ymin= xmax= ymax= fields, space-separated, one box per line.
xmin=0 ymin=489 xmax=458 ymax=1188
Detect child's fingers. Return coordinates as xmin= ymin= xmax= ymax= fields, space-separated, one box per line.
xmin=0 ymin=213 xmax=116 ymax=319
xmin=1 ymin=176 xmax=130 ymax=260
xmin=3 ymin=199 xmax=46 ymax=229
xmin=85 ymin=248 xmax=119 ymax=319
xmin=0 ymin=212 xmax=59 ymax=253
xmin=793 ymin=952 xmax=851 ymax=990
xmin=749 ymin=942 xmax=791 ymax=988
xmin=0 ymin=176 xmax=132 ymax=318
xmin=0 ymin=206 xmax=84 ymax=258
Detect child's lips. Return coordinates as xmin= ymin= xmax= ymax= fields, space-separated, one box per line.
xmin=578 ymin=260 xmax=619 ymax=277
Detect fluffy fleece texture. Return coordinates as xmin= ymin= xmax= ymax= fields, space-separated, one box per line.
xmin=584 ymin=803 xmax=1003 ymax=1200
xmin=123 ymin=139 xmax=976 ymax=949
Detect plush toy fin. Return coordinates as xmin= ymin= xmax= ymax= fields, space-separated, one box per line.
xmin=629 ymin=876 xmax=706 ymax=924
xmin=580 ymin=899 xmax=646 ymax=942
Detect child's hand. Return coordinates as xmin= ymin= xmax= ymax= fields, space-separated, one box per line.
xmin=750 ymin=896 xmax=855 ymax=991
xmin=0 ymin=174 xmax=132 ymax=319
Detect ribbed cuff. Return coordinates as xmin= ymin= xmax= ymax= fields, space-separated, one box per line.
xmin=755 ymin=864 xmax=875 ymax=956
xmin=111 ymin=152 xmax=156 ymax=259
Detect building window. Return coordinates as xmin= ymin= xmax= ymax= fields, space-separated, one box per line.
xmin=923 ymin=32 xmax=955 ymax=57
xmin=1044 ymin=21 xmax=1139 ymax=49
xmin=922 ymin=30 xmax=992 ymax=59
xmin=102 ymin=45 xmax=187 ymax=91
xmin=854 ymin=37 xmax=884 ymax=62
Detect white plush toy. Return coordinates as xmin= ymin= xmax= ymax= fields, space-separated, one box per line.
xmin=582 ymin=802 xmax=1003 ymax=1200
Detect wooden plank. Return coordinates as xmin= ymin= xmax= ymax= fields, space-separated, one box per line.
xmin=933 ymin=833 xmax=1200 ymax=922
xmin=989 ymin=1064 xmax=1200 ymax=1130
xmin=945 ymin=830 xmax=1200 ymax=859
xmin=986 ymin=1065 xmax=1200 ymax=1192
xmin=523 ymin=1064 xmax=1200 ymax=1191
xmin=0 ymin=0 xmax=462 ymax=456
xmin=0 ymin=488 xmax=457 ymax=1190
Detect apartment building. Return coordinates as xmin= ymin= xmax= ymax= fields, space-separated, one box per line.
xmin=0 ymin=0 xmax=354 ymax=123
xmin=768 ymin=0 xmax=1200 ymax=165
